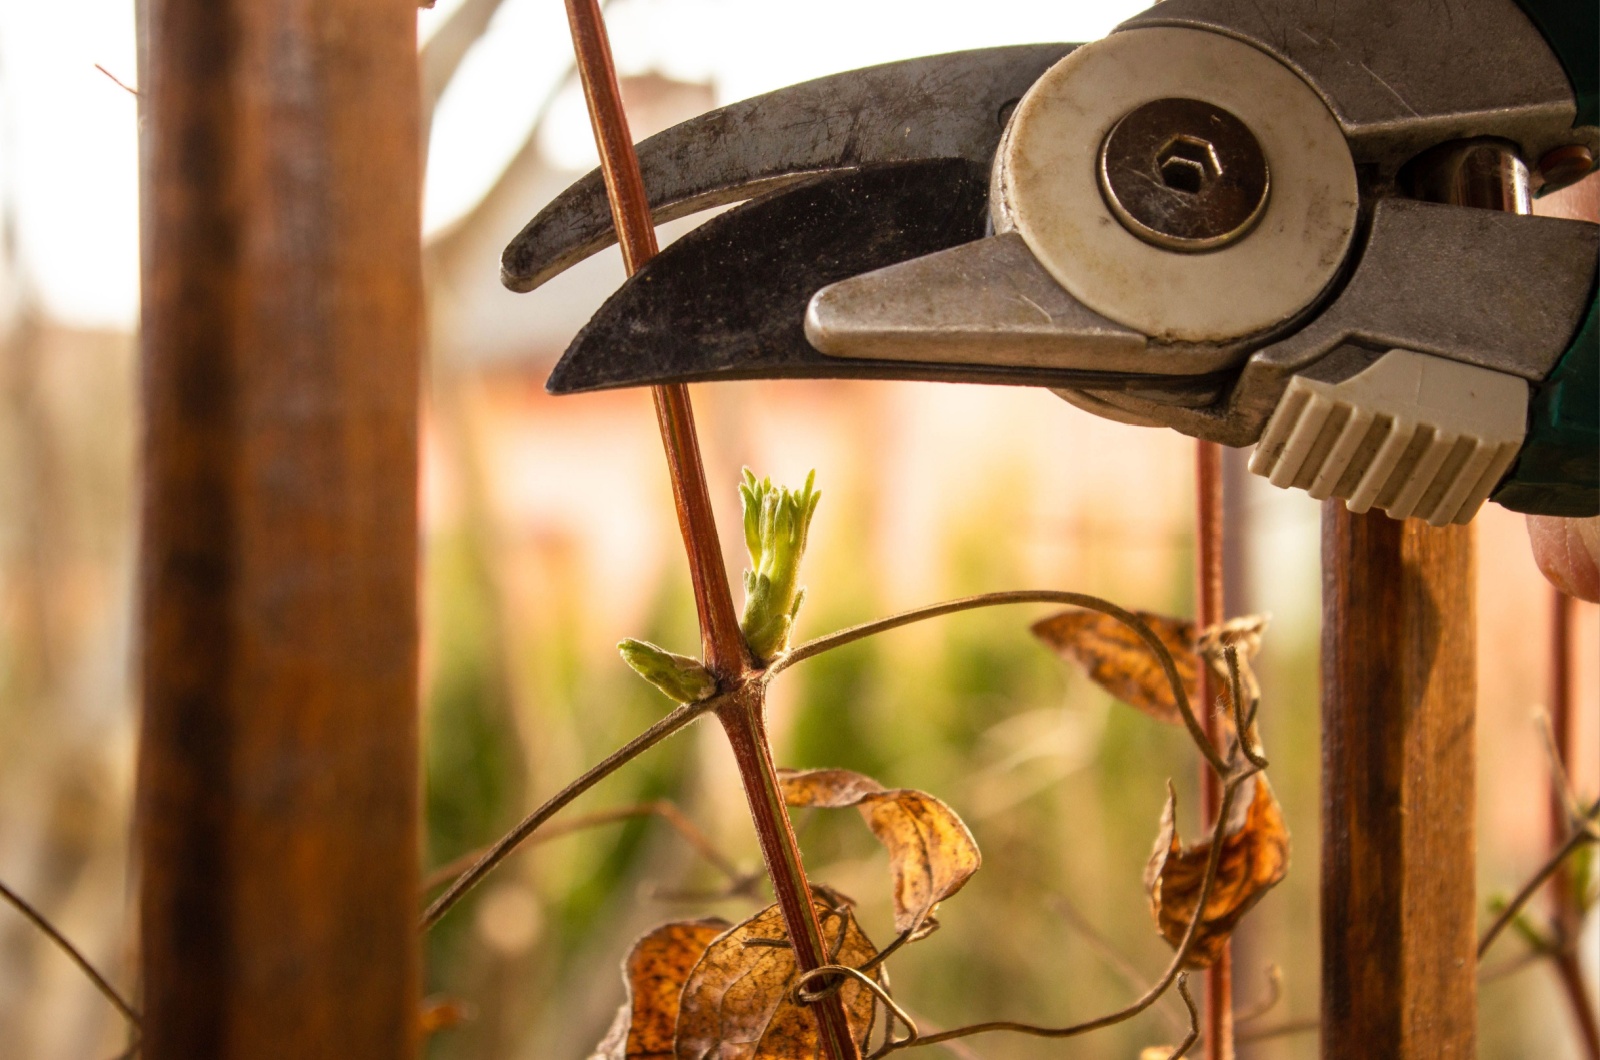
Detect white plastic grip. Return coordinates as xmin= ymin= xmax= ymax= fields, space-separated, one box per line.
xmin=1249 ymin=349 xmax=1529 ymax=525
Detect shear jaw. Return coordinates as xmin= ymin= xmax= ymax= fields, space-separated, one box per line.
xmin=806 ymin=26 xmax=1361 ymax=379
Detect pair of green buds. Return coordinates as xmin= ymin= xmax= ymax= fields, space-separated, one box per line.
xmin=619 ymin=470 xmax=820 ymax=703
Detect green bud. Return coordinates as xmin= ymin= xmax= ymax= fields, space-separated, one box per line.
xmin=618 ymin=638 xmax=717 ymax=704
xmin=738 ymin=469 xmax=820 ymax=662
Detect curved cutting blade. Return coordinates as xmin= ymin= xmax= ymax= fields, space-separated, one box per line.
xmin=544 ymin=160 xmax=1228 ymax=401
xmin=503 ymin=43 xmax=1074 ymax=293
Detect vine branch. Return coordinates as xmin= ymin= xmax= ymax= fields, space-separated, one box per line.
xmin=421 ymin=698 xmax=716 ymax=928
xmin=0 ymin=877 xmax=141 ymax=1029
xmin=889 ymin=769 xmax=1258 ymax=1051
xmin=421 ymin=798 xmax=749 ymax=895
xmin=1477 ymin=795 xmax=1600 ymax=959
xmin=773 ymin=590 xmax=1227 ymax=775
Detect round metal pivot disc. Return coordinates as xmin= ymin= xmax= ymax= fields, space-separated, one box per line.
xmin=1099 ymin=98 xmax=1270 ymax=251
xmin=992 ymin=27 xmax=1359 ymax=344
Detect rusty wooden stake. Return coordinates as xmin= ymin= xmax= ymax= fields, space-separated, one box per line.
xmin=135 ymin=0 xmax=423 ymax=1055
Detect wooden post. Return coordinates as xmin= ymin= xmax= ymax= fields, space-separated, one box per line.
xmin=1320 ymin=137 xmax=1533 ymax=1060
xmin=1320 ymin=512 xmax=1476 ymax=1057
xmin=135 ymin=0 xmax=423 ymax=1056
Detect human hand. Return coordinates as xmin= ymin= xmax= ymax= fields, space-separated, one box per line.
xmin=1526 ymin=173 xmax=1599 ymax=602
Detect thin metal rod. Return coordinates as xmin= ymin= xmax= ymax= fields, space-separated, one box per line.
xmin=1196 ymin=440 xmax=1234 ymax=1060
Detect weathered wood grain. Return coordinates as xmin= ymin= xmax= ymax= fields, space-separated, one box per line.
xmin=1321 ymin=508 xmax=1476 ymax=1059
xmin=135 ymin=0 xmax=422 ymax=1055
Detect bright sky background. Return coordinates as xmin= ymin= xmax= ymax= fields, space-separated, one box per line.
xmin=0 ymin=0 xmax=1145 ymax=330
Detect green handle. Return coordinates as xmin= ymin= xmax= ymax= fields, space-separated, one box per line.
xmin=1492 ymin=294 xmax=1599 ymax=517
xmin=1514 ymin=0 xmax=1598 ymax=129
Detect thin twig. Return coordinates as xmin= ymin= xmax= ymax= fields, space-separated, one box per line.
xmin=1224 ymin=648 xmax=1267 ymax=771
xmin=891 ymin=770 xmax=1257 ymax=1051
xmin=1479 ymin=950 xmax=1545 ymax=983
xmin=1477 ymin=797 xmax=1600 ymax=959
xmin=1234 ymin=1017 xmax=1318 ymax=1044
xmin=1228 ymin=948 xmax=1557 ymax=1051
xmin=1535 ymin=708 xmax=1586 ymax=827
xmin=1544 ymin=587 xmax=1600 ymax=1060
xmin=794 ymin=964 xmax=919 ymax=1058
xmin=421 ymin=799 xmax=745 ymax=893
xmin=421 ymin=698 xmax=717 ymax=928
xmin=0 ymin=878 xmax=141 ymax=1028
xmin=1231 ymin=964 xmax=1282 ymax=1025
xmin=772 ymin=591 xmax=1227 ymax=776
xmin=894 ymin=1010 xmax=985 ymax=1060
xmin=94 ymin=63 xmax=138 ymax=96
xmin=1053 ymin=894 xmax=1187 ymax=1036
xmin=1168 ymin=974 xmax=1201 ymax=1058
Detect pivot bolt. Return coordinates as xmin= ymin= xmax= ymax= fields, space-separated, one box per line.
xmin=1098 ymin=97 xmax=1270 ymax=252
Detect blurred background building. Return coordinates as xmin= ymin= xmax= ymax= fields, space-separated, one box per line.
xmin=0 ymin=0 xmax=1594 ymax=1056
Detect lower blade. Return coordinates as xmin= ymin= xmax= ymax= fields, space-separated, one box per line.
xmin=545 ymin=161 xmax=1227 ymax=400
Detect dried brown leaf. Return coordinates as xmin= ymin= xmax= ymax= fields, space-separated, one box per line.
xmin=1144 ymin=774 xmax=1289 ymax=969
xmin=779 ymin=767 xmax=981 ymax=935
xmin=1032 ymin=610 xmax=1199 ymax=724
xmin=419 ymin=996 xmax=475 ymax=1036
xmin=590 ymin=918 xmax=730 ymax=1060
xmin=1032 ymin=610 xmax=1267 ymax=726
xmin=673 ymin=901 xmax=881 ymax=1059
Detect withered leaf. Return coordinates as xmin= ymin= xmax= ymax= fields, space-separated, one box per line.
xmin=1032 ymin=610 xmax=1267 ymax=725
xmin=419 ymin=996 xmax=475 ymax=1036
xmin=590 ymin=918 xmax=729 ymax=1060
xmin=1032 ymin=610 xmax=1198 ymax=724
xmin=1144 ymin=774 xmax=1289 ymax=969
xmin=779 ymin=768 xmax=981 ymax=935
xmin=674 ymin=901 xmax=880 ymax=1059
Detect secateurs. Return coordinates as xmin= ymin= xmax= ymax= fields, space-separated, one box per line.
xmin=502 ymin=0 xmax=1599 ymax=525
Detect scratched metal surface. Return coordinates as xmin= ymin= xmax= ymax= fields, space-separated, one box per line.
xmin=502 ymin=43 xmax=1074 ymax=292
xmin=1122 ymin=0 xmax=1582 ymax=172
xmin=545 ymin=159 xmax=1228 ymax=401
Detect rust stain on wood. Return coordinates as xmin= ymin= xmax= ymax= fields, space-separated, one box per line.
xmin=135 ymin=0 xmax=422 ymax=1055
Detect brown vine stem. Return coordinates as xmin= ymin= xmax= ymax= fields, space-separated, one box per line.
xmin=1477 ymin=796 xmax=1600 ymax=960
xmin=1195 ymin=441 xmax=1232 ymax=1060
xmin=1547 ymin=589 xmax=1600 ymax=1059
xmin=896 ymin=770 xmax=1257 ymax=1051
xmin=1054 ymin=894 xmax=1190 ymax=1037
xmin=560 ymin=3 xmax=853 ymax=1055
xmin=773 ymin=590 xmax=1227 ymax=774
xmin=421 ymin=698 xmax=716 ymax=928
xmin=0 ymin=877 xmax=141 ymax=1029
xmin=421 ymin=799 xmax=747 ymax=894
xmin=420 ymin=586 xmax=1233 ymax=931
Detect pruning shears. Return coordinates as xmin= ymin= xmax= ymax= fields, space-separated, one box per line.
xmin=503 ymin=0 xmax=1599 ymax=525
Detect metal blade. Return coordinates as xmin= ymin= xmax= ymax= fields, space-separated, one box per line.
xmin=503 ymin=43 xmax=1075 ymax=293
xmin=544 ymin=161 xmax=1228 ymax=402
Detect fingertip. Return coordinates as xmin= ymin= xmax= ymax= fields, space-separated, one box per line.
xmin=1526 ymin=514 xmax=1600 ymax=603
